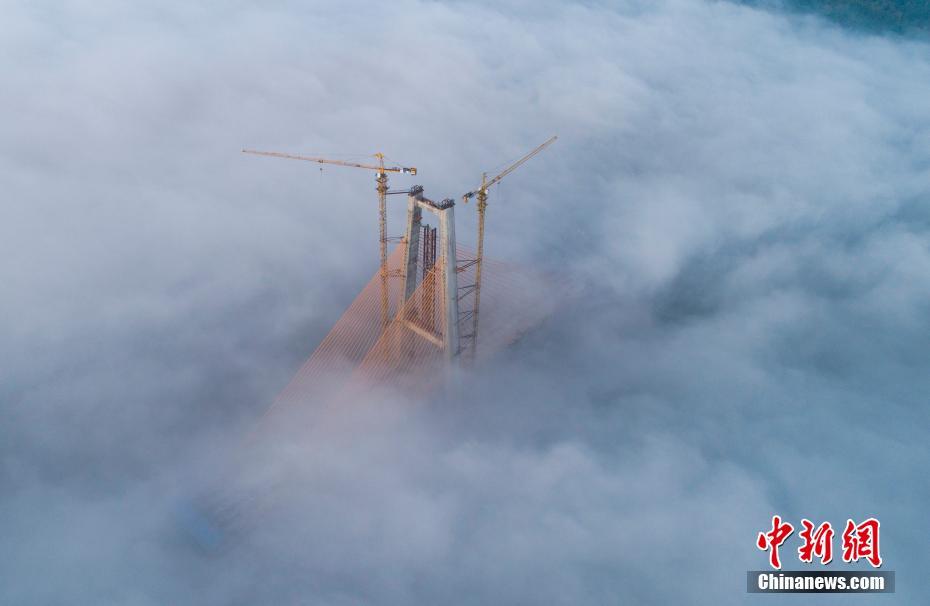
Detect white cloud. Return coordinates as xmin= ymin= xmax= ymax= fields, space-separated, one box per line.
xmin=2 ymin=1 xmax=929 ymax=604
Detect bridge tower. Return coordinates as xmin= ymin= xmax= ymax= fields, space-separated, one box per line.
xmin=400 ymin=186 xmax=460 ymax=363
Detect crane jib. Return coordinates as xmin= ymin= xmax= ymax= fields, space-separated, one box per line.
xmin=241 ymin=149 xmax=416 ymax=174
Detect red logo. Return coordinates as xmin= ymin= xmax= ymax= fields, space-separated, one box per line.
xmin=798 ymin=519 xmax=834 ymax=564
xmin=842 ymin=518 xmax=882 ymax=567
xmin=757 ymin=516 xmax=881 ymax=569
xmin=756 ymin=515 xmax=794 ymax=569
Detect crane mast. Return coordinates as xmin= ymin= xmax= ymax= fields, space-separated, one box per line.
xmin=374 ymin=153 xmax=389 ymax=331
xmin=243 ymin=148 xmax=416 ymax=331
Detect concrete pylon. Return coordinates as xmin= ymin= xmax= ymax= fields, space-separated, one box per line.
xmin=402 ymin=188 xmax=459 ymax=363
xmin=438 ymin=203 xmax=459 ymax=360
xmin=402 ymin=194 xmax=422 ymax=304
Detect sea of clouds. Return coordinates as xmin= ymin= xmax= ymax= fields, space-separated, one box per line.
xmin=2 ymin=1 xmax=928 ymax=604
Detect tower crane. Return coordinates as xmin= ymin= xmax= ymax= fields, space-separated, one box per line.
xmin=461 ymin=135 xmax=557 ymax=361
xmin=242 ymin=149 xmax=417 ymax=330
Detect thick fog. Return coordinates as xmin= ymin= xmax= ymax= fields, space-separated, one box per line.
xmin=2 ymin=1 xmax=929 ymax=604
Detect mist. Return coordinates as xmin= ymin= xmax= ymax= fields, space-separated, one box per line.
xmin=2 ymin=1 xmax=929 ymax=604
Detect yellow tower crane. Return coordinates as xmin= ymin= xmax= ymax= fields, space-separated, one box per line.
xmin=242 ymin=148 xmax=417 ymax=330
xmin=461 ymin=135 xmax=557 ymax=360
